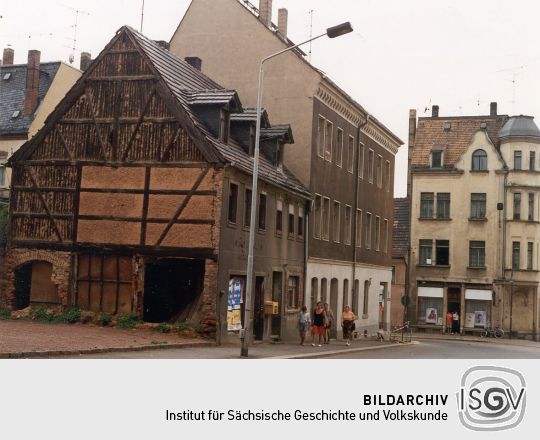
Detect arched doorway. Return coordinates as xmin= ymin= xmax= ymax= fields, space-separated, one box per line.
xmin=321 ymin=278 xmax=328 ymax=304
xmin=342 ymin=279 xmax=349 ymax=312
xmin=330 ymin=278 xmax=339 ymax=338
xmin=310 ymin=277 xmax=318 ymax=310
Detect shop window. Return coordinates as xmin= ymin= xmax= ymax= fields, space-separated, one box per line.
xmin=465 ymin=300 xmax=491 ymax=329
xmin=417 ymin=296 xmax=443 ymax=324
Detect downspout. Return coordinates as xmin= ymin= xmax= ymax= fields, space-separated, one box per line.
xmin=304 ymin=199 xmax=310 ymax=308
xmin=351 ymin=115 xmax=370 ymax=302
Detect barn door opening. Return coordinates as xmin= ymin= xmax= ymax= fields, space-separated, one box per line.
xmin=14 ymin=263 xmax=32 ymax=310
xmin=143 ymin=258 xmax=204 ymax=323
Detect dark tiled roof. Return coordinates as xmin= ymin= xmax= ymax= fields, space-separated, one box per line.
xmin=0 ymin=62 xmax=61 ymax=136
xmin=411 ymin=115 xmax=508 ymax=168
xmin=230 ymin=108 xmax=271 ymax=127
xmin=499 ymin=115 xmax=540 ymax=141
xmin=184 ymin=89 xmax=241 ymax=109
xmin=261 ymin=125 xmax=294 ymax=143
xmin=130 ymin=26 xmax=309 ymax=199
xmin=392 ymin=197 xmax=409 ymax=259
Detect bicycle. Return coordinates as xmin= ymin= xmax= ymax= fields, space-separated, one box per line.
xmin=480 ymin=326 xmax=504 ymax=338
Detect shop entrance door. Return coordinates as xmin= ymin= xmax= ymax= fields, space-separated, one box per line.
xmin=447 ymin=288 xmax=461 ymax=313
xmin=253 ymin=277 xmax=265 ymax=341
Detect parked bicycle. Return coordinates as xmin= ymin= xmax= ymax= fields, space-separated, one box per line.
xmin=480 ymin=326 xmax=504 ymax=338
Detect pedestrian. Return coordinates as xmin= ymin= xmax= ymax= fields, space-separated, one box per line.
xmin=324 ymin=302 xmax=334 ymax=344
xmin=341 ymin=305 xmax=356 ymax=346
xmin=298 ymin=305 xmax=310 ymax=345
xmin=452 ymin=311 xmax=460 ymax=334
xmin=446 ymin=311 xmax=453 ymax=334
xmin=311 ymin=301 xmax=326 ymax=346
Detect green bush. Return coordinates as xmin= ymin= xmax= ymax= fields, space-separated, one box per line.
xmin=32 ymin=308 xmax=55 ymax=322
xmin=0 ymin=309 xmax=12 ymax=320
xmin=55 ymin=307 xmax=81 ymax=324
xmin=117 ymin=313 xmax=142 ymax=329
xmin=98 ymin=312 xmax=113 ymax=326
xmin=156 ymin=322 xmax=172 ymax=333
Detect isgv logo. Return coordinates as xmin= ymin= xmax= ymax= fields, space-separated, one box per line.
xmin=457 ymin=366 xmax=526 ymax=431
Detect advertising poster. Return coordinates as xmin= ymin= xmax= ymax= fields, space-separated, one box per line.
xmin=227 ymin=278 xmax=243 ymax=332
xmin=425 ymin=308 xmax=438 ymax=324
xmin=474 ymin=311 xmax=487 ymax=328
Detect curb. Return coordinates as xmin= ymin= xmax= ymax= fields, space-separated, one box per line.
xmin=413 ymin=336 xmax=540 ymax=348
xmin=266 ymin=341 xmax=418 ymax=359
xmin=0 ymin=341 xmax=215 ymax=359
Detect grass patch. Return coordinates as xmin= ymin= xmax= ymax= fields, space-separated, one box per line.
xmin=32 ymin=307 xmax=81 ymax=324
xmin=156 ymin=322 xmax=172 ymax=333
xmin=0 ymin=309 xmax=12 ymax=320
xmin=98 ymin=312 xmax=113 ymax=326
xmin=117 ymin=313 xmax=142 ymax=329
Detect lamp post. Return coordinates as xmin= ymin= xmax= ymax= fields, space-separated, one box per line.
xmin=240 ymin=22 xmax=353 ymax=357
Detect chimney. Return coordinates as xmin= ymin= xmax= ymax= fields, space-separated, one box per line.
xmin=3 ymin=48 xmax=14 ymax=65
xmin=185 ymin=56 xmax=202 ymax=71
xmin=407 ymin=109 xmax=417 ymax=199
xmin=277 ymin=8 xmax=288 ymax=36
xmin=24 ymin=50 xmax=41 ymax=116
xmin=154 ymin=40 xmax=170 ymax=50
xmin=490 ymin=102 xmax=497 ymax=116
xmin=432 ymin=105 xmax=439 ymax=118
xmin=259 ymin=0 xmax=272 ymax=26
xmin=80 ymin=52 xmax=92 ymax=72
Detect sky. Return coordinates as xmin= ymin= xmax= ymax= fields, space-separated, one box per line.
xmin=2 ymin=0 xmax=540 ymax=196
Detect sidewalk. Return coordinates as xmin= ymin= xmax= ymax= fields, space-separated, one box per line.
xmin=0 ymin=319 xmax=212 ymax=359
xmin=412 ymin=332 xmax=540 ymax=348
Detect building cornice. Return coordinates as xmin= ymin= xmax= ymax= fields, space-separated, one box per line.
xmin=315 ymin=81 xmax=402 ymax=155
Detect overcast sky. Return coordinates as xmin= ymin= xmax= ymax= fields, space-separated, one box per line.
xmin=2 ymin=0 xmax=540 ymax=196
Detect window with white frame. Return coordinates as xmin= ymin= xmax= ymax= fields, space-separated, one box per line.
xmin=297 ymin=206 xmax=304 ymax=240
xmin=276 ymin=199 xmax=283 ymax=235
xmin=358 ymin=142 xmax=364 ymax=178
xmin=347 ymin=136 xmax=355 ymax=173
xmin=355 ymin=209 xmax=362 ymax=247
xmin=344 ymin=205 xmax=352 ymax=245
xmin=324 ymin=120 xmax=333 ymax=162
xmin=313 ymin=195 xmax=322 ymax=239
xmin=375 ymin=215 xmax=381 ymax=250
xmin=368 ymin=149 xmax=374 ymax=183
xmin=332 ymin=200 xmax=341 ymax=243
xmin=317 ymin=117 xmax=325 ymax=158
xmin=385 ymin=160 xmax=391 ymax=191
xmin=365 ymin=212 xmax=372 ymax=249
xmin=288 ymin=204 xmax=295 ymax=238
xmin=376 ymin=155 xmax=383 ymax=188
xmin=322 ymin=197 xmax=330 ymax=240
xmin=383 ymin=219 xmax=389 ymax=252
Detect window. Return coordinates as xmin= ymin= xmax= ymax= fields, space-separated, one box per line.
xmin=528 ymin=242 xmax=534 ymax=270
xmin=258 ymin=193 xmax=267 ymax=230
xmin=420 ymin=192 xmax=434 ymax=218
xmin=383 ymin=219 xmax=389 ymax=252
xmin=288 ymin=204 xmax=295 ymax=238
xmin=297 ymin=207 xmax=304 ymax=240
xmin=332 ymin=201 xmax=340 ymax=243
xmin=287 ymin=276 xmax=300 ymax=309
xmin=322 ymin=197 xmax=330 ymax=240
xmin=355 ymin=209 xmax=362 ymax=247
xmin=471 ymin=149 xmax=487 ymax=171
xmin=368 ymin=149 xmax=375 ymax=182
xmin=352 ymin=280 xmax=359 ymax=315
xmin=347 ymin=136 xmax=355 ymax=173
xmin=436 ymin=193 xmax=450 ymax=219
xmin=513 ymin=192 xmax=521 ymax=220
xmin=530 ymin=151 xmax=536 ymax=171
xmin=228 ymin=182 xmax=238 ymax=223
xmin=529 ymin=193 xmax=534 ymax=221
xmin=358 ymin=142 xmax=364 ymax=178
xmin=385 ymin=160 xmax=391 ymax=191
xmin=431 ymin=150 xmax=443 ymax=168
xmin=336 ymin=128 xmax=343 ymax=167
xmin=276 ymin=199 xmax=283 ymax=235
xmin=365 ymin=212 xmax=372 ymax=249
xmin=469 ymin=241 xmax=485 ymax=268
xmin=324 ymin=120 xmax=333 ymax=162
xmin=0 ymin=165 xmax=5 ymax=187
xmin=244 ymin=188 xmax=252 ymax=227
xmin=317 ymin=117 xmax=325 ymax=158
xmin=363 ymin=280 xmax=369 ymax=315
xmin=514 ymin=150 xmax=522 ymax=170
xmin=375 ymin=216 xmax=381 ymax=250
xmin=313 ymin=195 xmax=322 ymax=239
xmin=436 ymin=240 xmax=449 ymax=265
xmin=376 ymin=155 xmax=383 ymax=188
xmin=512 ymin=241 xmax=520 ymax=269
xmin=344 ymin=205 xmax=352 ymax=245
xmin=419 ymin=239 xmax=433 ymax=265
xmin=470 ymin=193 xmax=486 ymax=219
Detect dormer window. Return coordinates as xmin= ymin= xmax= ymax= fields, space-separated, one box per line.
xmin=431 ymin=149 xmax=443 ymax=168
xmin=472 ymin=149 xmax=487 ymax=171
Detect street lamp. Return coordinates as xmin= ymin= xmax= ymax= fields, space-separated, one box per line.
xmin=240 ymin=22 xmax=354 ymax=357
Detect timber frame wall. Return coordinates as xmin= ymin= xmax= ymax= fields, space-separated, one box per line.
xmin=2 ymin=29 xmax=224 ymax=333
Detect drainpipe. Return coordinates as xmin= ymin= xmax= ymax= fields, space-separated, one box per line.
xmin=351 ymin=115 xmax=370 ymax=304
xmin=304 ymin=199 xmax=310 ymax=309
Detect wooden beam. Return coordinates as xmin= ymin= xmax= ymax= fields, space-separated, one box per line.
xmin=77 ymin=214 xmax=213 ymax=224
xmin=21 ymin=160 xmax=214 ymax=168
xmin=86 ymin=75 xmax=155 ymax=82
xmin=139 ymin=167 xmax=151 ymax=246
xmin=59 ymin=117 xmax=177 ymax=124
xmin=27 ymin=167 xmax=64 ymax=242
xmin=160 ymin=127 xmax=181 ymax=162
xmin=154 ymin=167 xmax=210 ymax=247
xmin=55 ymin=126 xmax=74 ymax=160
xmin=122 ymin=86 xmax=157 ymax=162
xmin=72 ymin=165 xmax=82 ymax=243
xmin=79 ymin=188 xmax=216 ymax=196
xmin=13 ymin=186 xmax=77 ymax=193
xmin=85 ymin=88 xmax=109 ymax=161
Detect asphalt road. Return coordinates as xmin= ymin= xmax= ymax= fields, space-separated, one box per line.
xmin=322 ymin=339 xmax=540 ymax=359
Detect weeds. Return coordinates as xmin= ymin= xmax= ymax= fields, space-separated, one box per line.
xmin=98 ymin=312 xmax=113 ymax=326
xmin=117 ymin=313 xmax=142 ymax=329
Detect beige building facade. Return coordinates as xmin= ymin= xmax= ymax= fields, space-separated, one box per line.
xmin=408 ymin=104 xmax=540 ymax=340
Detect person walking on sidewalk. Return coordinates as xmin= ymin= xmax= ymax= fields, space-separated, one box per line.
xmin=452 ymin=311 xmax=460 ymax=334
xmin=446 ymin=311 xmax=453 ymax=334
xmin=324 ymin=303 xmax=334 ymax=344
xmin=341 ymin=305 xmax=356 ymax=346
xmin=298 ymin=306 xmax=311 ymax=345
xmin=311 ymin=302 xmax=326 ymax=347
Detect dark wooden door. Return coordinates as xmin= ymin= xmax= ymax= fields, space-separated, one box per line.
xmin=253 ymin=277 xmax=265 ymax=340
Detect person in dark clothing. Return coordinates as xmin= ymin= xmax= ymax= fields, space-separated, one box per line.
xmin=311 ymin=302 xmax=326 ymax=347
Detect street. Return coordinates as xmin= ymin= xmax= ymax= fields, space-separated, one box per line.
xmin=59 ymin=338 xmax=540 ymax=359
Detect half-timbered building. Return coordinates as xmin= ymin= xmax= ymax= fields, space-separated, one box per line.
xmin=3 ymin=26 xmax=310 ymax=339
